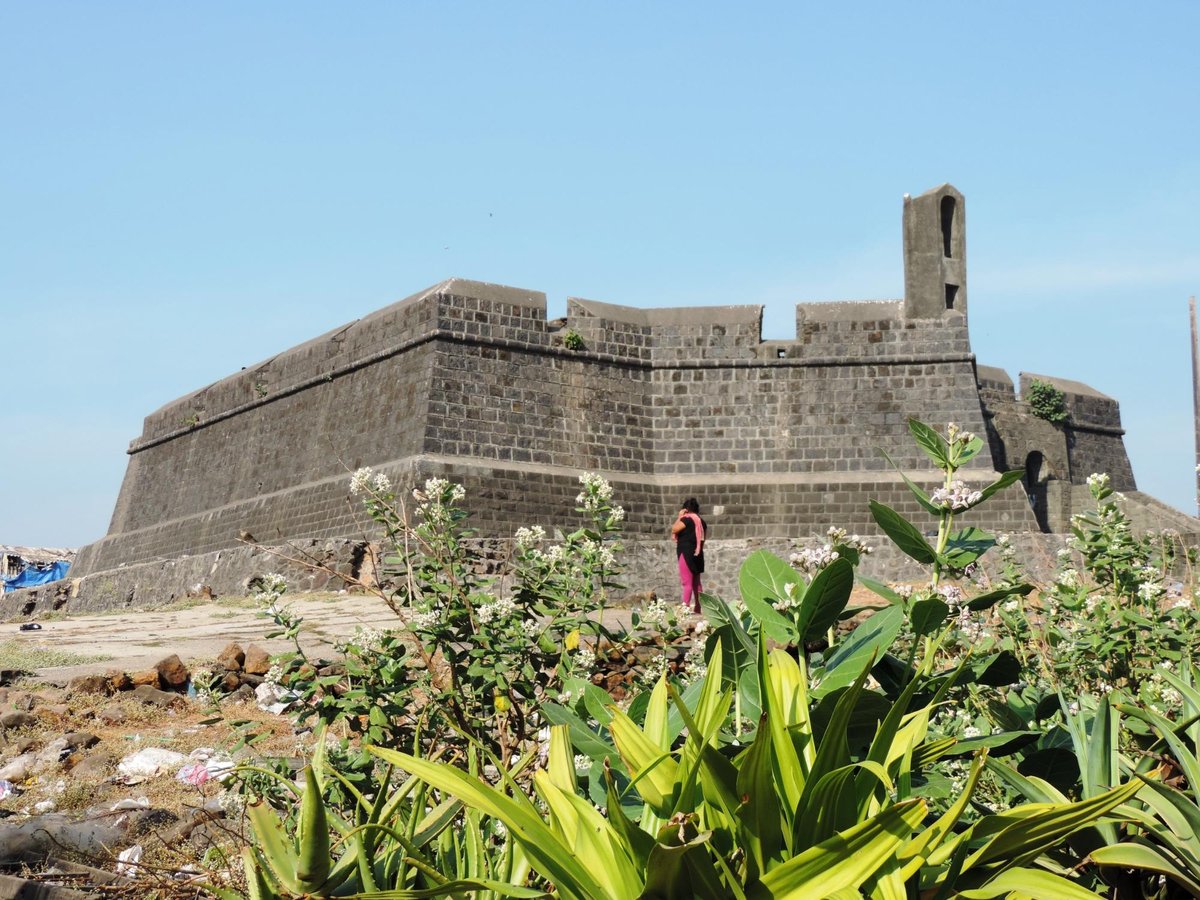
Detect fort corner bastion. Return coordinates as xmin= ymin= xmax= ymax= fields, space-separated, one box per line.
xmin=9 ymin=184 xmax=1197 ymax=616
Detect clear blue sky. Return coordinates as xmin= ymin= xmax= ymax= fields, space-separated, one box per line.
xmin=3 ymin=2 xmax=1198 ymax=548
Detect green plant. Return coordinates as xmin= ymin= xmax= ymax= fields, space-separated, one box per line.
xmin=375 ymin=639 xmax=1138 ymax=898
xmin=1027 ymin=379 xmax=1069 ymax=424
xmin=261 ymin=471 xmax=626 ymax=760
xmin=563 ymin=328 xmax=584 ymax=351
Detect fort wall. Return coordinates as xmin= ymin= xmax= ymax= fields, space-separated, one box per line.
xmin=37 ymin=182 xmax=1181 ymax=617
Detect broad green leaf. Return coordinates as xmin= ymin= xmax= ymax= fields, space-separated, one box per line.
xmin=910 ymin=597 xmax=950 ymax=637
xmin=908 ymin=418 xmax=950 ymax=468
xmin=941 ymin=526 xmax=995 ymax=570
xmin=857 ymin=576 xmax=904 ymax=604
xmin=976 ymin=468 xmax=1025 ymax=503
xmin=879 ymin=447 xmax=941 ymax=515
xmin=540 ymin=702 xmax=623 ymax=774
xmin=869 ymin=501 xmax=937 ymax=565
xmin=815 ymin=605 xmax=904 ymax=698
xmin=796 ymin=558 xmax=854 ymax=642
xmin=966 ymin=582 xmax=1034 ymax=611
xmin=739 ymin=550 xmax=802 ymax=643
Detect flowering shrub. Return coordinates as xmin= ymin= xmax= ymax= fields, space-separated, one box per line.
xmin=273 ymin=469 xmax=625 ymax=760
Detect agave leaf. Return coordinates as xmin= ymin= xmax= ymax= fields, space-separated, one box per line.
xmin=961 ymin=778 xmax=1143 ymax=876
xmin=1091 ymin=840 xmax=1200 ymax=897
xmin=750 ymin=799 xmax=927 ymax=899
xmin=869 ymin=501 xmax=937 ymax=566
xmin=295 ymin=766 xmax=333 ymax=892
xmin=368 ymin=746 xmax=606 ymax=900
xmin=546 ymin=724 xmax=577 ymax=794
xmin=540 ymin=701 xmax=624 ymax=774
xmin=246 ymin=803 xmax=305 ymax=896
xmin=241 ymin=847 xmax=279 ymax=900
xmin=534 ymin=770 xmax=644 ymax=899
xmin=954 ymin=866 xmax=1105 ymax=898
xmin=608 ymin=705 xmax=682 ymax=816
xmin=797 ymin=761 xmax=892 ymax=850
xmin=351 ymin=879 xmax=552 ymax=897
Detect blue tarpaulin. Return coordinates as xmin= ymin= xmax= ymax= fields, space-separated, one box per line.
xmin=3 ymin=560 xmax=69 ymax=592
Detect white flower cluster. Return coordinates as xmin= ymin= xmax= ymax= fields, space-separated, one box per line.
xmin=586 ymin=540 xmax=617 ymax=569
xmin=1056 ymin=568 xmax=1081 ymax=591
xmin=891 ymin=583 xmax=914 ymax=599
xmin=937 ymin=584 xmax=964 ymax=606
xmin=639 ymin=598 xmax=672 ymax=631
xmin=408 ymin=608 xmax=440 ymax=630
xmin=349 ymin=466 xmax=391 ymax=496
xmin=946 ymin=422 xmax=977 ymax=445
xmin=514 ymin=525 xmax=546 ymax=550
xmin=790 ymin=545 xmax=839 ymax=576
xmin=681 ymin=642 xmax=707 ymax=683
xmin=352 ymin=626 xmax=387 ymax=653
xmin=929 ymin=480 xmax=982 ymax=511
xmin=476 ymin=595 xmax=518 ymax=625
xmin=1086 ymin=472 xmax=1110 ymax=491
xmin=773 ymin=580 xmax=803 ymax=614
xmin=251 ymin=573 xmax=287 ymax=604
xmin=826 ymin=526 xmax=873 ymax=555
xmin=577 ymin=471 xmax=614 ymax=504
xmin=574 ymin=647 xmax=596 ymax=672
xmin=264 ymin=664 xmax=284 ymax=687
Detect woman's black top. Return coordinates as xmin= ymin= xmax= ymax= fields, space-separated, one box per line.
xmin=676 ymin=516 xmax=707 ymax=575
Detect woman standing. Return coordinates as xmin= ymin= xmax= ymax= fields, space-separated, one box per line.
xmin=671 ymin=497 xmax=707 ymax=613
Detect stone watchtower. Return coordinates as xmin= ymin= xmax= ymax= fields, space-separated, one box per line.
xmin=904 ymin=184 xmax=966 ymax=320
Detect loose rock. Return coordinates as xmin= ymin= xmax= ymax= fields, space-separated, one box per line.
xmin=243 ymin=645 xmax=271 ymax=675
xmin=155 ymin=655 xmax=190 ymax=690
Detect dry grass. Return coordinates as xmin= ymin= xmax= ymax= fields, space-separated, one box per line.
xmin=0 ymin=638 xmax=113 ymax=669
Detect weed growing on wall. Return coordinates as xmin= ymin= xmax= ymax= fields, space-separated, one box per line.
xmin=1027 ymin=377 xmax=1069 ymax=424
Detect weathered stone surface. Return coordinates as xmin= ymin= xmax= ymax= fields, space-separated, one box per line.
xmin=67 ymin=674 xmax=112 ymax=696
xmin=62 ymin=732 xmax=99 ymax=751
xmin=106 ymin=670 xmax=132 ymax=692
xmin=96 ymin=704 xmax=127 ymax=725
xmin=216 ymin=642 xmax=244 ymax=671
xmin=0 ymin=711 xmax=35 ymax=730
xmin=129 ymin=669 xmax=160 ymax=688
xmin=243 ymin=645 xmax=271 ymax=675
xmin=130 ymin=684 xmax=184 ymax=708
xmin=154 ymin=654 xmax=189 ymax=689
xmin=68 ymin=752 xmax=112 ymax=781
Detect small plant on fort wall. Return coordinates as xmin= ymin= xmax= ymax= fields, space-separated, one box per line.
xmin=1027 ymin=378 xmax=1069 ymax=424
xmin=562 ymin=328 xmax=584 ymax=350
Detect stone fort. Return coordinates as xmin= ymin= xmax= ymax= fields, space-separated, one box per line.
xmin=10 ymin=184 xmax=1196 ymax=615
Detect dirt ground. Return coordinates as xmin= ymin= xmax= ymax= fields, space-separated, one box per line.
xmin=10 ymin=592 xmax=404 ymax=682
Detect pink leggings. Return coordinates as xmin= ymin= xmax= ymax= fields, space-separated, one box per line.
xmin=678 ymin=555 xmax=702 ymax=611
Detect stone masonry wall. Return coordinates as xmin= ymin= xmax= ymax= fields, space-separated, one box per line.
xmin=71 ymin=277 xmax=1041 ymax=600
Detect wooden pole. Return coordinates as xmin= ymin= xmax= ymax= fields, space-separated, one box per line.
xmin=1192 ymin=296 xmax=1199 ymax=515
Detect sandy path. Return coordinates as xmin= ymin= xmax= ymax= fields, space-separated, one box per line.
xmin=10 ymin=593 xmax=403 ymax=682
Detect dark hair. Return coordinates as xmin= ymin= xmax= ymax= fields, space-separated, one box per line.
xmin=682 ymin=497 xmax=700 ymax=514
